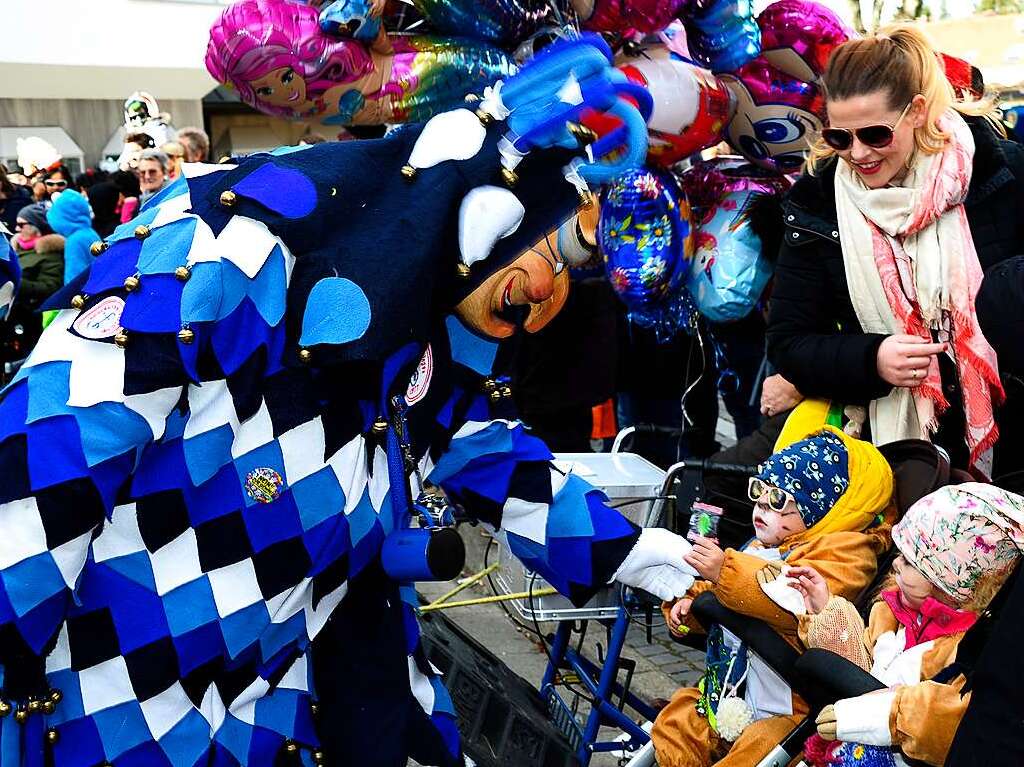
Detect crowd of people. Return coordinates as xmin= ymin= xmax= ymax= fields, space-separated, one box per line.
xmin=0 ymin=126 xmax=211 ymax=360
xmin=0 ymin=14 xmax=1022 ymax=767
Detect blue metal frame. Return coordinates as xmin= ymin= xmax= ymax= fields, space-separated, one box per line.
xmin=540 ymin=603 xmax=659 ymax=765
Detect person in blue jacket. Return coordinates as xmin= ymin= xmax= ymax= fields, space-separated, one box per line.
xmin=0 ymin=38 xmax=695 ymax=767
xmin=46 ymin=189 xmax=101 ymax=284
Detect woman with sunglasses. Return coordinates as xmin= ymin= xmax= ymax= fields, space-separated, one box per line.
xmin=40 ymin=164 xmax=73 ymax=201
xmin=767 ymin=25 xmax=1023 ymax=474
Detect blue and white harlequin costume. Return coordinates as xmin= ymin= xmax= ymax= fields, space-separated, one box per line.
xmin=0 ymin=39 xmax=694 ymax=767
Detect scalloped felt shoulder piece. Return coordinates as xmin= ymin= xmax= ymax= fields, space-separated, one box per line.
xmin=230 ymin=163 xmax=318 ymax=219
xmin=300 ymin=277 xmax=372 ymax=348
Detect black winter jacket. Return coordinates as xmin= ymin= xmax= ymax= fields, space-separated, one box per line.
xmin=767 ymin=117 xmax=1024 ymax=406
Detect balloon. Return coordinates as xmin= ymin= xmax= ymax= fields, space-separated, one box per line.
xmin=318 ymin=0 xmax=382 ymax=42
xmin=683 ymin=0 xmax=761 ymax=73
xmin=600 ymin=167 xmax=698 ymax=337
xmin=681 ymin=159 xmax=787 ymax=322
xmin=580 ymin=0 xmax=687 ymax=34
xmin=757 ymin=0 xmax=852 ymax=83
xmin=407 ymin=0 xmax=556 ymax=46
xmin=206 ymin=0 xmax=515 ymax=128
xmin=615 ymin=52 xmax=736 ymax=167
xmin=721 ymin=56 xmax=823 ymax=174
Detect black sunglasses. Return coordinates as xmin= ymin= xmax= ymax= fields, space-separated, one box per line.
xmin=821 ymin=102 xmax=913 ymax=152
xmin=44 ymin=179 xmax=67 ymax=188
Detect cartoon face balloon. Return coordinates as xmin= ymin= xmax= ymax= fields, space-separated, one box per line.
xmin=600 ymin=167 xmax=698 ymax=336
xmin=757 ymin=0 xmax=852 ymax=84
xmin=721 ymin=57 xmax=824 ymax=174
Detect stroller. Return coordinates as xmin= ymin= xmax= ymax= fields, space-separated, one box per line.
xmin=624 ymin=438 xmax=1020 ymax=767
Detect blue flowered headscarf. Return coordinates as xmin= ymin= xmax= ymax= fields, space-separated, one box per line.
xmin=755 ymin=431 xmax=850 ymax=527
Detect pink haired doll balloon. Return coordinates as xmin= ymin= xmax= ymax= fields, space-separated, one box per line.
xmin=206 ymin=0 xmax=514 ymax=128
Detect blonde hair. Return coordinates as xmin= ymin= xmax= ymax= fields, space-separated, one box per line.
xmin=808 ymin=25 xmax=1000 ymax=172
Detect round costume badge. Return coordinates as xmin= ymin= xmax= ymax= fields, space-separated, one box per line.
xmin=245 ymin=467 xmax=284 ymax=504
xmin=72 ymin=296 xmax=125 ymax=339
xmin=405 ymin=345 xmax=433 ymax=405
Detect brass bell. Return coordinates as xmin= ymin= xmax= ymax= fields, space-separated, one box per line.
xmin=475 ymin=108 xmax=493 ymax=126
xmin=27 ymin=699 xmax=41 ymax=714
xmin=123 ymin=275 xmax=140 ymax=292
xmin=456 ymin=263 xmax=471 ymax=278
xmin=46 ymin=728 xmax=59 ymax=745
xmin=464 ymin=93 xmax=481 ymax=103
xmin=489 ymin=390 xmax=502 ymax=403
xmin=49 ymin=689 xmax=62 ymax=704
xmin=577 ymin=189 xmax=596 ymax=211
xmin=567 ymin=122 xmax=598 ymax=146
xmin=400 ymin=165 xmax=417 ymax=181
xmin=500 ymin=386 xmax=512 ymax=399
xmin=312 ymin=751 xmax=325 ymax=765
xmin=0 ymin=700 xmax=11 ymax=717
xmin=483 ymin=378 xmax=497 ymax=392
xmin=500 ymin=167 xmax=518 ymax=187
xmin=371 ymin=417 xmax=388 ymax=435
xmin=309 ymin=702 xmax=320 ymax=717
xmin=90 ymin=241 xmax=108 ymax=256
xmin=114 ymin=331 xmax=129 ymax=349
xmin=134 ymin=225 xmax=151 ymax=241
xmin=14 ymin=708 xmax=27 ymax=725
xmin=177 ymin=328 xmax=196 ymax=345
xmin=220 ymin=190 xmax=238 ymax=207
xmin=284 ymin=740 xmax=299 ymax=754
xmin=174 ymin=265 xmax=191 ymax=282
xmin=298 ymin=348 xmax=313 ymax=364
xmin=42 ymin=700 xmax=55 ymax=715
xmin=71 ymin=294 xmax=86 ymax=310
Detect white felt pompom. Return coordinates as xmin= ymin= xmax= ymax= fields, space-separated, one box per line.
xmin=715 ymin=696 xmax=753 ymax=742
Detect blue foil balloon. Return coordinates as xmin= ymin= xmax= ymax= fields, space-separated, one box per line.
xmin=684 ymin=0 xmax=761 ymax=73
xmin=600 ymin=167 xmax=697 ymax=338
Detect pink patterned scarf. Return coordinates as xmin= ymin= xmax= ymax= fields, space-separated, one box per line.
xmin=835 ymin=111 xmax=1004 ymax=470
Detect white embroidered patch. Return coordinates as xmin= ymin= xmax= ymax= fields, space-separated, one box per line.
xmin=406 ymin=345 xmax=434 ymax=405
xmin=72 ymin=295 xmax=125 ymax=339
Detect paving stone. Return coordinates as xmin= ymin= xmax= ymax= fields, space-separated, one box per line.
xmin=632 ymin=643 xmax=667 ymax=657
xmin=645 ymin=652 xmax=678 ymax=666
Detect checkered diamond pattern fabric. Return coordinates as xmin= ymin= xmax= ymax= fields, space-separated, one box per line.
xmin=0 ymin=163 xmax=642 ymax=767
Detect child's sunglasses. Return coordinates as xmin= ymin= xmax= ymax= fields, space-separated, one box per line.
xmin=821 ymin=101 xmax=914 ymax=152
xmin=747 ymin=477 xmax=796 ymax=513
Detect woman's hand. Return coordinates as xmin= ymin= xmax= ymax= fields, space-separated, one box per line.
xmin=876 ymin=335 xmax=947 ymax=388
xmin=668 ymin=597 xmax=693 ymax=633
xmin=760 ymin=374 xmax=803 ymax=417
xmin=684 ymin=536 xmax=726 ymax=583
xmin=786 ymin=565 xmax=830 ymax=614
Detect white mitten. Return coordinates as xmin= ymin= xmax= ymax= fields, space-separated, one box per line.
xmin=611 ymin=528 xmax=697 ymax=600
xmin=834 ymin=689 xmax=898 ymax=746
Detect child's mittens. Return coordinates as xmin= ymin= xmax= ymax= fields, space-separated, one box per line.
xmin=758 ymin=563 xmax=808 ymax=616
xmin=816 ymin=705 xmax=838 ymax=741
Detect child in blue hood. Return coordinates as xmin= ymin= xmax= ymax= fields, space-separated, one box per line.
xmin=46 ymin=189 xmax=100 ymax=284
